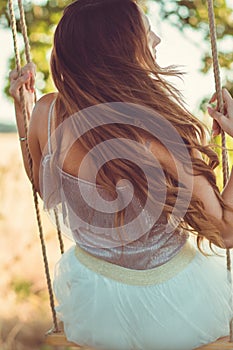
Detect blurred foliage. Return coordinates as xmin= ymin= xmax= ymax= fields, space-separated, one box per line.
xmin=1 ymin=0 xmax=73 ymax=97
xmin=152 ymin=0 xmax=233 ymax=101
xmin=1 ymin=0 xmax=232 ymax=100
xmin=152 ymin=0 xmax=233 ymax=38
xmin=11 ymin=278 xmax=33 ymax=300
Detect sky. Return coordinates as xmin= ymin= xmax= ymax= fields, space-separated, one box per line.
xmin=0 ymin=0 xmax=231 ymax=124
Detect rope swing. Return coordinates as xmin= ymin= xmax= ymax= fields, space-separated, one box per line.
xmin=8 ymin=0 xmax=233 ymax=348
xmin=8 ymin=0 xmax=64 ymax=334
xmin=207 ymin=0 xmax=233 ymax=342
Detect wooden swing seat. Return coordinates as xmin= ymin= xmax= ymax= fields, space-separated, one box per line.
xmin=196 ymin=337 xmax=233 ymax=349
xmin=45 ymin=332 xmax=233 ymax=349
xmin=45 ymin=330 xmax=91 ymax=348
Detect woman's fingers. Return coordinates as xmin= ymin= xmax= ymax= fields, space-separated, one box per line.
xmin=212 ymin=119 xmax=221 ymax=137
xmin=208 ymin=106 xmax=225 ymax=121
xmin=21 ymin=63 xmax=36 ymax=92
xmin=9 ymin=71 xmax=30 ymax=99
xmin=9 ymin=68 xmax=19 ymax=81
xmin=209 ymin=92 xmax=217 ymax=104
xmin=9 ymin=63 xmax=36 ymax=101
xmin=208 ymin=89 xmax=233 ymax=137
xmin=222 ymin=88 xmax=233 ymax=114
xmin=208 ymin=106 xmax=233 ymax=137
xmin=209 ymin=89 xmax=232 ymax=109
xmin=20 ymin=64 xmax=35 ymax=93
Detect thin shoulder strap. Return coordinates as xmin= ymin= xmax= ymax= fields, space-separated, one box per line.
xmin=48 ymin=99 xmax=56 ymax=155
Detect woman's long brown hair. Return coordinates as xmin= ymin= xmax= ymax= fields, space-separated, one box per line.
xmin=50 ymin=0 xmax=228 ymax=250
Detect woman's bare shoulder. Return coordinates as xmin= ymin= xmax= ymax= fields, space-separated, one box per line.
xmin=32 ymin=92 xmax=58 ymax=120
xmin=29 ymin=92 xmax=58 ymax=150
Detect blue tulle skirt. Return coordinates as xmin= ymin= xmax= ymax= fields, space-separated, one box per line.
xmin=54 ymin=241 xmax=232 ymax=350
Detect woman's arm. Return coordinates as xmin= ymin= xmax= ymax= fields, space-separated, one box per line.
xmin=208 ymin=88 xmax=233 ymax=138
xmin=9 ymin=63 xmax=55 ymax=195
xmin=27 ymin=93 xmax=57 ymax=194
xmin=148 ymin=89 xmax=233 ymax=248
xmin=149 ymin=138 xmax=233 ymax=248
xmin=207 ymin=88 xmax=233 ymax=246
xmin=9 ymin=63 xmax=36 ymax=180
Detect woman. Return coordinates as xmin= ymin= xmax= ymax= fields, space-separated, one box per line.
xmin=9 ymin=0 xmax=233 ymax=349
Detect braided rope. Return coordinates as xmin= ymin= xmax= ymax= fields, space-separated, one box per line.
xmin=17 ymin=0 xmax=31 ymax=63
xmin=8 ymin=0 xmax=59 ymax=332
xmin=207 ymin=0 xmax=233 ymax=341
xmin=16 ymin=0 xmax=64 ymax=255
xmin=207 ymin=0 xmax=229 ymax=183
xmin=54 ymin=208 xmax=64 ymax=254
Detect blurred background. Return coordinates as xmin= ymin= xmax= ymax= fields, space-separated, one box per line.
xmin=0 ymin=0 xmax=233 ymax=349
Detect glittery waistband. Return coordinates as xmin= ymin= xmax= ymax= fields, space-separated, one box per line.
xmin=75 ymin=241 xmax=196 ymax=286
